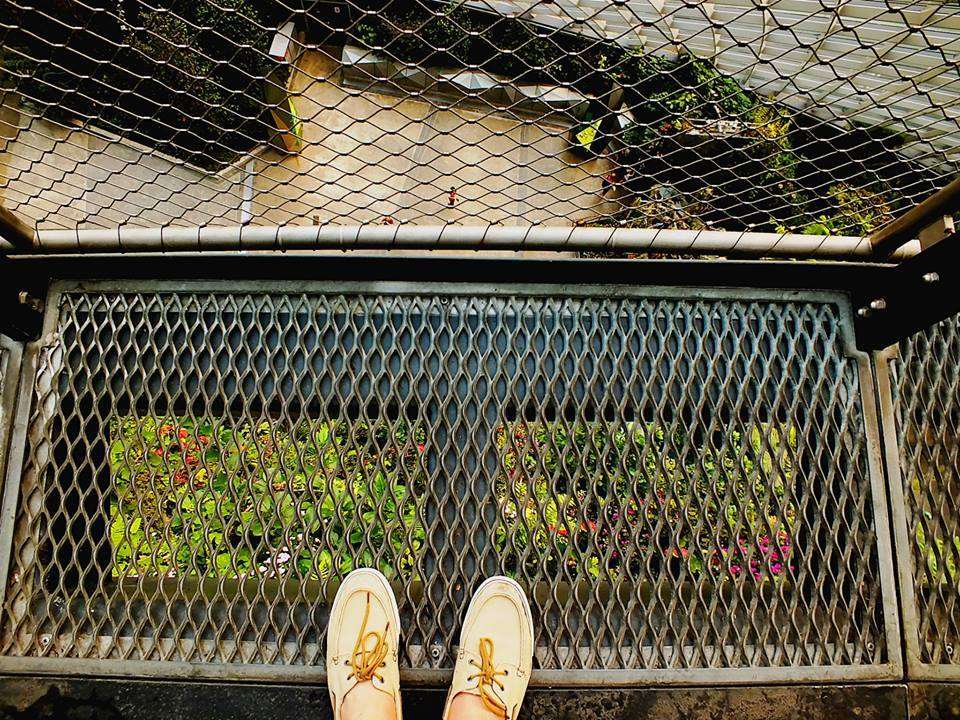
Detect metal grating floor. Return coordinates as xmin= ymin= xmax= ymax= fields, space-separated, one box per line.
xmin=0 ymin=282 xmax=899 ymax=683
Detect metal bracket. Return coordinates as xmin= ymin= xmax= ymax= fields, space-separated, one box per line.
xmin=0 ymin=205 xmax=35 ymax=252
xmin=854 ymin=229 xmax=960 ymax=350
xmin=918 ymin=215 xmax=955 ymax=250
xmin=0 ymin=260 xmax=44 ymax=341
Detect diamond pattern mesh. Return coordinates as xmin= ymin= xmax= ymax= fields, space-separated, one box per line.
xmin=891 ymin=316 xmax=960 ymax=668
xmin=0 ymin=286 xmax=891 ymax=677
xmin=0 ymin=0 xmax=955 ymax=239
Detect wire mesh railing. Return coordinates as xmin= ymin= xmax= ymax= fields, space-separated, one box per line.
xmin=880 ymin=313 xmax=960 ymax=680
xmin=1 ymin=0 xmax=957 ymax=243
xmin=0 ymin=282 xmax=901 ymax=683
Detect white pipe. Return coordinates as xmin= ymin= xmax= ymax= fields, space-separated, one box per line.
xmin=19 ymin=224 xmax=920 ymax=260
xmin=239 ymin=159 xmax=256 ymax=226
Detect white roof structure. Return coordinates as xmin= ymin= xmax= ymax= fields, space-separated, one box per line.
xmin=467 ymin=0 xmax=959 ymax=168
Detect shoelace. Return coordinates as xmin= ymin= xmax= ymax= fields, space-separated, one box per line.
xmin=467 ymin=637 xmax=508 ymax=717
xmin=347 ymin=593 xmax=389 ymax=684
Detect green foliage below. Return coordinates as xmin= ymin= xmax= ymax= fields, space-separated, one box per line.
xmin=495 ymin=422 xmax=796 ymax=581
xmin=3 ymin=0 xmax=280 ymax=170
xmin=110 ymin=417 xmax=426 ymax=580
xmin=910 ymin=472 xmax=960 ymax=588
xmin=110 ymin=416 xmax=798 ymax=585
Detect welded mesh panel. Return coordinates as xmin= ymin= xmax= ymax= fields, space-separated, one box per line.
xmin=0 ymin=287 xmax=889 ymax=676
xmin=0 ymin=0 xmax=956 ymax=239
xmin=891 ymin=316 xmax=960 ymax=668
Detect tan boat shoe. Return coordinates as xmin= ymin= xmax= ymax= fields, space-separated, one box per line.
xmin=326 ymin=568 xmax=402 ymax=720
xmin=442 ymin=576 xmax=534 ymax=720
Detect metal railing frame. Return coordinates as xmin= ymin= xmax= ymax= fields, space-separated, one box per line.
xmin=0 ymin=236 xmax=956 ymax=687
xmin=0 ymin=268 xmax=920 ymax=687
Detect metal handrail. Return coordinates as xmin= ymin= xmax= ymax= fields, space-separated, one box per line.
xmin=869 ymin=176 xmax=960 ymax=257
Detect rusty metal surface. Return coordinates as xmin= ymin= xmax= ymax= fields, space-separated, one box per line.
xmin=0 ymin=281 xmax=897 ymax=683
xmin=0 ymin=677 xmax=909 ymax=720
xmin=908 ymin=683 xmax=960 ymax=720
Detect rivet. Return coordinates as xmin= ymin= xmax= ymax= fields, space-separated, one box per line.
xmin=869 ymin=298 xmax=887 ymax=311
xmin=923 ymin=272 xmax=940 ymax=284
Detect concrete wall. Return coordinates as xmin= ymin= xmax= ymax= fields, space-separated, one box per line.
xmin=1 ymin=52 xmax=613 ymax=232
xmin=0 ymin=98 xmax=246 ymax=232
xmin=251 ymin=52 xmax=612 ymax=228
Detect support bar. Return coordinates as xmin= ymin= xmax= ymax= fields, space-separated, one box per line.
xmin=0 ymin=205 xmax=35 ymax=251
xmin=870 ymin=176 xmax=960 ymax=257
xmin=855 ymin=228 xmax=960 ymax=350
xmin=15 ymin=225 xmax=920 ymax=260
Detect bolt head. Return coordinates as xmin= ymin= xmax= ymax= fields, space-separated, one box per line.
xmin=923 ymin=272 xmax=940 ymax=284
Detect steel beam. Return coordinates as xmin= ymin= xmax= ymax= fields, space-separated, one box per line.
xmin=0 ymin=677 xmax=910 ymax=720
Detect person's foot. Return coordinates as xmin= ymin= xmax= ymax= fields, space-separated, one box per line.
xmin=327 ymin=569 xmax=402 ymax=720
xmin=443 ymin=577 xmax=534 ymax=720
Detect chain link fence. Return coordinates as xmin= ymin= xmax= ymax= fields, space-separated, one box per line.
xmin=0 ymin=0 xmax=956 ymax=239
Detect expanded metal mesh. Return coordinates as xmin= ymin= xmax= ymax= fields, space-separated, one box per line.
xmin=890 ymin=315 xmax=960 ymax=671
xmin=0 ymin=0 xmax=956 ymax=239
xmin=0 ymin=284 xmax=892 ymax=679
